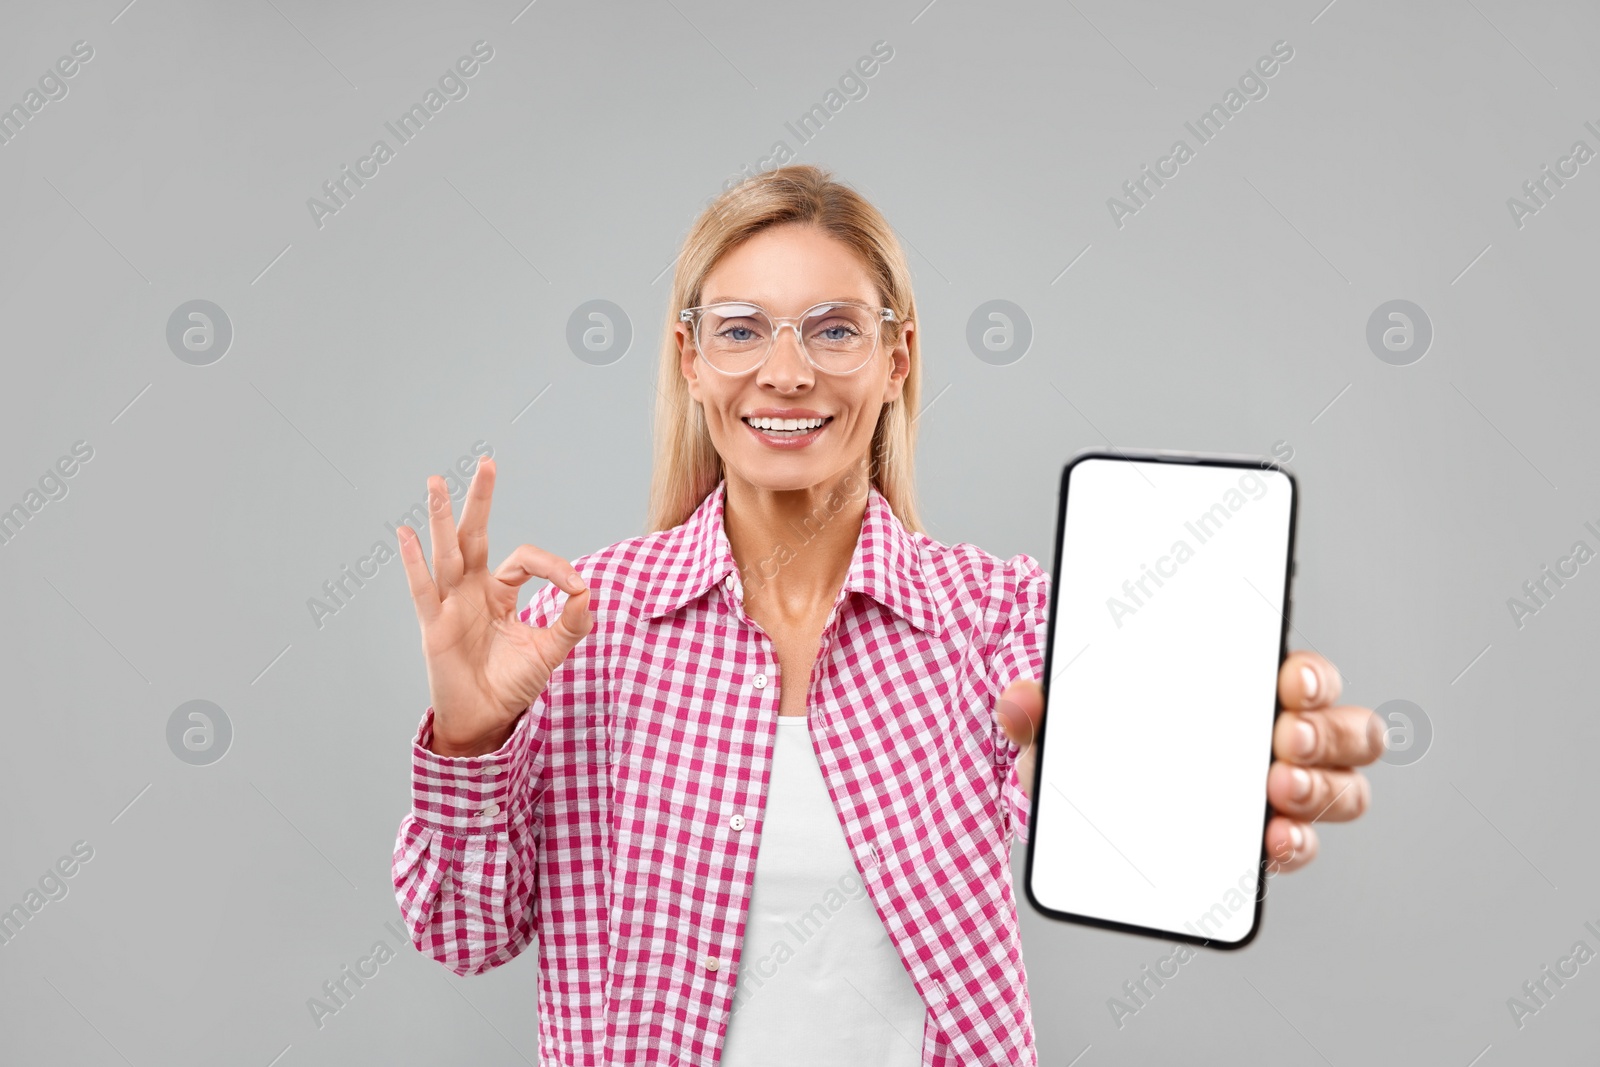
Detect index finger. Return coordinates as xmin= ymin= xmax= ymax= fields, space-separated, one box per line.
xmin=1279 ymin=650 xmax=1342 ymax=710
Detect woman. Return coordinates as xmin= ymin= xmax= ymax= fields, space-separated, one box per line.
xmin=391 ymin=165 xmax=1378 ymax=1066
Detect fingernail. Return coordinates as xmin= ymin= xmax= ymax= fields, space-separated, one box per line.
xmin=1299 ymin=665 xmax=1319 ymax=701
xmin=1289 ymin=823 xmax=1305 ymax=850
xmin=1293 ymin=719 xmax=1316 ymax=759
xmin=1290 ymin=767 xmax=1312 ymax=801
xmin=566 ymin=572 xmax=585 ymax=592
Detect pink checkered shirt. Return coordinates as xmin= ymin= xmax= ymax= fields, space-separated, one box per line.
xmin=392 ymin=477 xmax=1049 ymax=1065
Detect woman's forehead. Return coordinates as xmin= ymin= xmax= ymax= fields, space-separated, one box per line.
xmin=701 ymin=227 xmax=878 ymax=305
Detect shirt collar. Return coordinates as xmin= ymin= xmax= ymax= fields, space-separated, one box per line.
xmin=639 ymin=478 xmax=945 ymax=637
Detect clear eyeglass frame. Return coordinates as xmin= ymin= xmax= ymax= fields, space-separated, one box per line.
xmin=678 ymin=300 xmax=898 ymax=375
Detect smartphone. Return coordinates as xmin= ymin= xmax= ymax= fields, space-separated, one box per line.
xmin=1023 ymin=448 xmax=1298 ymax=948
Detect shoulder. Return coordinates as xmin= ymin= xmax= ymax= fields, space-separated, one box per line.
xmin=516 ymin=525 xmax=681 ymax=629
xmin=914 ymin=530 xmax=1051 ymax=641
xmin=914 ymin=535 xmax=1051 ymax=696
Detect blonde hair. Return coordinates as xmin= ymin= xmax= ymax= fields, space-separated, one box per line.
xmin=645 ymin=164 xmax=923 ymax=534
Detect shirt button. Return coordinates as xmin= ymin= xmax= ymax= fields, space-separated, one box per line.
xmin=705 ymin=956 xmax=720 ymax=972
xmin=753 ymin=673 xmax=767 ymax=689
xmin=479 ymin=763 xmax=501 ymax=776
xmin=729 ymin=814 xmax=746 ymax=831
xmin=480 ymin=803 xmax=502 ymax=818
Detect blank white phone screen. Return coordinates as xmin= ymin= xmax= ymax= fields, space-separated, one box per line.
xmin=1029 ymin=457 xmax=1293 ymax=944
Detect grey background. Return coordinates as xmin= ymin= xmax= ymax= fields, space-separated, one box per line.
xmin=1 ymin=0 xmax=1595 ymax=1064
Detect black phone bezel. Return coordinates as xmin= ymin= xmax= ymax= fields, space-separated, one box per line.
xmin=1020 ymin=447 xmax=1299 ymax=950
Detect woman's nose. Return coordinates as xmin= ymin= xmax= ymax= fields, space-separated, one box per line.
xmin=758 ymin=325 xmax=814 ymax=385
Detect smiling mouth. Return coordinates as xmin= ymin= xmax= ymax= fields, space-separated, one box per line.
xmin=741 ymin=416 xmax=834 ymax=436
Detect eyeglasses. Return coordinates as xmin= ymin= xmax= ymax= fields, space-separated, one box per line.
xmin=679 ymin=300 xmax=897 ymax=375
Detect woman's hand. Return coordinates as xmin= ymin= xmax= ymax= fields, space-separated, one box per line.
xmin=1258 ymin=651 xmax=1380 ymax=872
xmin=397 ymin=456 xmax=594 ymax=757
xmin=996 ymin=650 xmax=1380 ymax=873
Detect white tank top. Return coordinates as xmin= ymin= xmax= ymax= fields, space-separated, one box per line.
xmin=718 ymin=715 xmax=926 ymax=1064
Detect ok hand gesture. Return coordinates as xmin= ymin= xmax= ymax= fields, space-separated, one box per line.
xmin=397 ymin=457 xmax=593 ymax=756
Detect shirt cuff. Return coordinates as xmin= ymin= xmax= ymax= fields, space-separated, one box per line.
xmin=1004 ymin=757 xmax=1031 ymax=846
xmin=409 ymin=702 xmax=538 ymax=836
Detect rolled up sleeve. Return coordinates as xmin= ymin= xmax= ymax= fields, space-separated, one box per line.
xmin=986 ymin=552 xmax=1050 ymax=846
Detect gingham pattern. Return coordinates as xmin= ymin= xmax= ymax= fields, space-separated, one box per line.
xmin=393 ymin=478 xmax=1050 ymax=1066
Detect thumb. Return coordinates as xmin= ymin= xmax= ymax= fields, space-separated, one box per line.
xmin=997 ymin=678 xmax=1044 ymax=750
xmin=543 ymin=584 xmax=594 ymax=659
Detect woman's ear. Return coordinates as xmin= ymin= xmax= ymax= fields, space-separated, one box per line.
xmin=676 ymin=323 xmax=702 ymax=403
xmin=882 ymin=319 xmax=913 ymax=403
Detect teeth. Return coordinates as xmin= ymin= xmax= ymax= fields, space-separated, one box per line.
xmin=745 ymin=416 xmax=826 ymax=431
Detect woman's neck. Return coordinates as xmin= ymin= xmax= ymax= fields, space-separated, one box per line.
xmin=723 ymin=463 xmax=871 ymax=623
